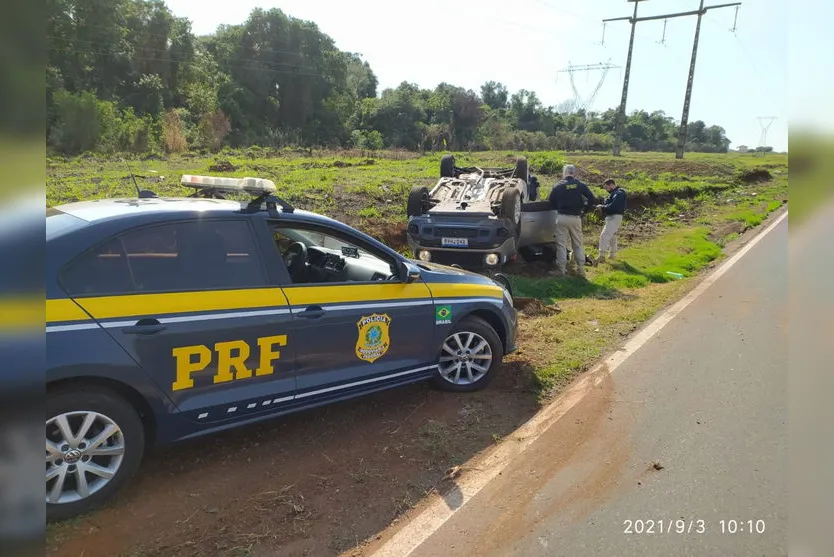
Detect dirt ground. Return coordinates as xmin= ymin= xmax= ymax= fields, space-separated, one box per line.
xmin=47 ymin=357 xmax=544 ymax=557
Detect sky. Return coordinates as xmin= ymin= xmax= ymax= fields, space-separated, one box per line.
xmin=164 ymin=0 xmax=797 ymax=152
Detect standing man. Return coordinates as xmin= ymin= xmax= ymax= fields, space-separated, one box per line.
xmin=596 ymin=178 xmax=627 ymax=264
xmin=548 ymin=164 xmax=596 ymax=278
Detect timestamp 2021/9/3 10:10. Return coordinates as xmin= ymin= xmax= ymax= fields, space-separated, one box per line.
xmin=623 ymin=519 xmax=767 ymax=535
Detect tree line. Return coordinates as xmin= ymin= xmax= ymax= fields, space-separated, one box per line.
xmin=47 ymin=0 xmax=733 ymax=155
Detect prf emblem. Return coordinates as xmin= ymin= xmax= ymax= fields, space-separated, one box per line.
xmin=356 ymin=313 xmax=391 ymax=363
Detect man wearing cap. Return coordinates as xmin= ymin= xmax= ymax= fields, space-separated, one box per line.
xmin=548 ymin=164 xmax=596 ymax=278
xmin=595 ymin=178 xmax=627 ymax=264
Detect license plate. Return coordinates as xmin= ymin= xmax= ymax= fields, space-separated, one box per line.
xmin=442 ymin=237 xmax=468 ymax=248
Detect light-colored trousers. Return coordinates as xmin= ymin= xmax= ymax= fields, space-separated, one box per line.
xmin=555 ymin=214 xmax=585 ymax=273
xmin=598 ymin=214 xmax=623 ymax=258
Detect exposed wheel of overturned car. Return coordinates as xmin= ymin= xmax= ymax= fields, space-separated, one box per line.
xmin=431 ymin=316 xmax=503 ymax=392
xmin=46 ymin=386 xmax=145 ymax=522
xmin=440 ymin=154 xmax=456 ymax=178
xmin=498 ymin=188 xmax=522 ymax=233
xmin=514 ymin=157 xmax=528 ymax=181
xmin=406 ymin=185 xmax=431 ymax=217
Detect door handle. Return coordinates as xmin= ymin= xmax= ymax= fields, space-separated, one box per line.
xmin=297 ymin=306 xmax=325 ymax=319
xmin=122 ymin=319 xmax=166 ymax=335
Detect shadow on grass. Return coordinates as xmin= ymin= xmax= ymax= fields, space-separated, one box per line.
xmin=609 ymin=260 xmax=673 ymax=284
xmin=507 ymin=273 xmax=622 ymax=302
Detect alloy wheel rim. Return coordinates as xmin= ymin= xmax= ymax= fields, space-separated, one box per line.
xmin=438 ymin=331 xmax=493 ymax=385
xmin=46 ymin=411 xmax=126 ymax=504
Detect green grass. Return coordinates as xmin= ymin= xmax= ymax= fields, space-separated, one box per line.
xmin=45 ymin=147 xmax=788 ymax=397
xmin=504 ymin=169 xmax=787 ymax=395
xmin=46 ymin=149 xmax=787 ymax=218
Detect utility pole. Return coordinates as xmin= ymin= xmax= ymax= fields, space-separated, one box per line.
xmin=675 ymin=0 xmax=708 ymax=159
xmin=603 ymin=1 xmax=741 ymax=158
xmin=605 ymin=0 xmax=646 ymax=157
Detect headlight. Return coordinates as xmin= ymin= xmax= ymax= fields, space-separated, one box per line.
xmin=484 ymin=253 xmax=500 ymax=266
xmin=418 ymin=250 xmax=432 ymax=262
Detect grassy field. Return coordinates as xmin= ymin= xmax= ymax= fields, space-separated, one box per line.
xmin=45 ymin=148 xmax=788 ymax=556
xmin=47 ymin=148 xmax=788 ymax=397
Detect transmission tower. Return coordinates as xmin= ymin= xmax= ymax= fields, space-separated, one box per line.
xmin=557 ymin=61 xmax=620 ymax=151
xmin=756 ymin=116 xmax=777 ymax=156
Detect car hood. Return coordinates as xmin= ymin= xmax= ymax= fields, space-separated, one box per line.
xmin=411 ymin=260 xmax=504 ymax=288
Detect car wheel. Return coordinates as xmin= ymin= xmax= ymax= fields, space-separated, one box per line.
xmin=440 ymin=154 xmax=456 ymax=178
xmin=46 ymin=386 xmax=145 ymax=522
xmin=514 ymin=157 xmax=528 ymax=181
xmin=431 ymin=316 xmax=503 ymax=392
xmin=499 ymin=189 xmax=522 ymax=234
xmin=407 ymin=186 xmax=430 ymax=217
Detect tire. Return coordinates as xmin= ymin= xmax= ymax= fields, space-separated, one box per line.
xmin=406 ymin=185 xmax=430 ymax=217
xmin=499 ymin=188 xmax=522 ymax=232
xmin=46 ymin=386 xmax=145 ymax=522
xmin=440 ymin=154 xmax=455 ymax=178
xmin=431 ymin=316 xmax=504 ymax=392
xmin=514 ymin=157 xmax=528 ymax=181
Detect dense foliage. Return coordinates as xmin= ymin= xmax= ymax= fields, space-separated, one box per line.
xmin=47 ymin=0 xmax=733 ymax=155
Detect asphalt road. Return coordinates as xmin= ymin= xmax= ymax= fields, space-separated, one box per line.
xmin=407 ymin=215 xmax=788 ymax=557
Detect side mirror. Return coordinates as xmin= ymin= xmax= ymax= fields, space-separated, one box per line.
xmin=399 ymin=260 xmax=421 ymax=283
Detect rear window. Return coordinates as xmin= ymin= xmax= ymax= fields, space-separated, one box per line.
xmin=46 ymin=208 xmax=88 ymax=241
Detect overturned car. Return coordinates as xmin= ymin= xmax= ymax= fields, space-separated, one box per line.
xmin=405 ymin=155 xmax=560 ymax=269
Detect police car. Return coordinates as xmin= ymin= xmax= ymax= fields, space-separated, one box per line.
xmin=45 ymin=175 xmax=518 ymax=520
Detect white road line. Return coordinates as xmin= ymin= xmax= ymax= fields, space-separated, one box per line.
xmin=370 ymin=210 xmax=788 ymax=557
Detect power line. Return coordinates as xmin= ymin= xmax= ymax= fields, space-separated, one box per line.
xmin=602 ymin=0 xmax=742 ymax=158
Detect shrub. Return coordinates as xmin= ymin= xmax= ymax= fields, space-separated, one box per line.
xmin=351 ymin=129 xmax=384 ymax=151
xmin=163 ymin=110 xmax=189 ymax=153
xmin=48 ymin=91 xmax=102 ymax=154
xmin=199 ymin=109 xmax=232 ymax=151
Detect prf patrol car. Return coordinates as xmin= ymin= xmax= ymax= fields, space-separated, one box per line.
xmin=46 ymin=175 xmax=518 ymax=521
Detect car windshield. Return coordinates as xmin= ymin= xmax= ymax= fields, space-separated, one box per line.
xmin=281 ymin=228 xmax=376 ymax=258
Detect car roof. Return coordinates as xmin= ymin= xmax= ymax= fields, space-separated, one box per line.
xmin=56 ymin=197 xmax=245 ymax=221
xmin=54 ymin=196 xmax=328 ymax=224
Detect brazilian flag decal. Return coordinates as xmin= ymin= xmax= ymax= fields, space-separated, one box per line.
xmin=435 ymin=305 xmax=452 ymax=325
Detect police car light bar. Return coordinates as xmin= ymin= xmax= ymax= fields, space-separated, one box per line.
xmin=180 ymin=175 xmax=277 ymax=195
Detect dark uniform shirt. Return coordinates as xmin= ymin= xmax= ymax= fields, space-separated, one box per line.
xmin=601 ymin=186 xmax=627 ymax=215
xmin=548 ymin=176 xmax=596 ymax=216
